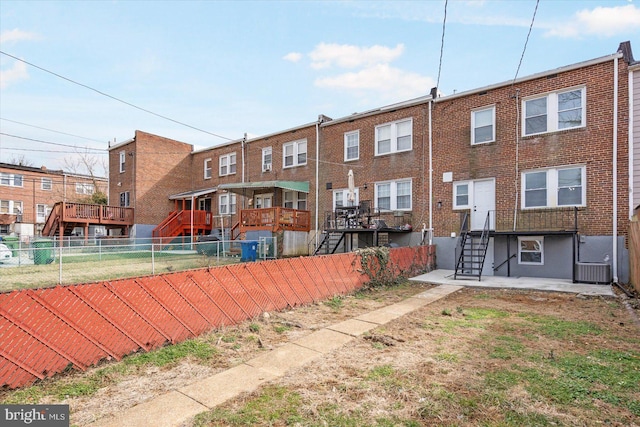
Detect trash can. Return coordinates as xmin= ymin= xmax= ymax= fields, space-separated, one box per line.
xmin=33 ymin=239 xmax=54 ymax=265
xmin=2 ymin=236 xmax=19 ymax=257
xmin=240 ymin=240 xmax=258 ymax=262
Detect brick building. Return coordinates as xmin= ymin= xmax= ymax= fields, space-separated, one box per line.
xmin=0 ymin=162 xmax=107 ymax=238
xmin=108 ymin=42 xmax=637 ymax=282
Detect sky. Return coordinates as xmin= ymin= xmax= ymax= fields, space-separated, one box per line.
xmin=1 ymin=0 xmax=639 ymax=176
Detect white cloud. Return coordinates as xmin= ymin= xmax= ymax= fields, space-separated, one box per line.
xmin=309 ymin=43 xmax=404 ymax=69
xmin=283 ymin=52 xmax=302 ymax=63
xmin=0 ymin=60 xmax=28 ymax=89
xmin=0 ymin=28 xmax=39 ymax=44
xmin=315 ymin=64 xmax=434 ymax=102
xmin=544 ymin=4 xmax=640 ymax=38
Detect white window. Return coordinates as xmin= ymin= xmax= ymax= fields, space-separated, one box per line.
xmin=283 ymin=140 xmax=307 ymax=168
xmin=522 ymin=166 xmax=585 ymax=209
xmin=333 ymin=188 xmax=360 ymax=209
xmin=219 ymin=153 xmax=237 ymax=176
xmin=37 ymin=204 xmax=49 ymax=223
xmin=76 ymin=183 xmax=94 ymax=195
xmin=0 ymin=173 xmax=23 ymax=187
xmin=518 ymin=236 xmax=544 ymax=265
xmin=0 ymin=200 xmax=22 ymax=215
xmin=523 ymin=87 xmax=585 ymax=136
xmin=204 ymin=158 xmax=212 ymax=179
xmin=219 ymin=193 xmax=237 ymax=215
xmin=41 ymin=178 xmax=52 ymax=191
xmin=453 ymin=182 xmax=470 ymax=209
xmin=375 ymin=179 xmax=412 ymax=211
xmin=344 ymin=131 xmax=359 ymax=161
xmin=375 ymin=119 xmax=412 ymax=156
xmin=283 ymin=191 xmax=307 ymax=210
xmin=262 ymin=147 xmax=272 ymax=171
xmin=471 ymin=106 xmax=495 ymax=144
xmin=119 ymin=191 xmax=130 ymax=207
xmin=255 ymin=194 xmax=273 ymax=209
xmin=119 ymin=151 xmax=126 ymax=173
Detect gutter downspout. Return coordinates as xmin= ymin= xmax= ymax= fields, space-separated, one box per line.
xmin=613 ymin=56 xmax=619 ymax=283
xmin=428 ymin=100 xmax=433 ymax=245
xmin=315 ymin=118 xmax=320 ymax=248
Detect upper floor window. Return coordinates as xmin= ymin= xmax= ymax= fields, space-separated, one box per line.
xmin=204 ymin=158 xmax=212 ymax=179
xmin=41 ymin=178 xmax=53 ymax=191
xmin=523 ymin=87 xmax=585 ymax=136
xmin=471 ymin=106 xmax=495 ymax=145
xmin=0 ymin=173 xmax=23 ymax=187
xmin=219 ymin=193 xmax=237 ymax=215
xmin=375 ymin=179 xmax=412 ymax=211
xmin=283 ymin=140 xmax=307 ymax=168
xmin=344 ymin=131 xmax=359 ymax=161
xmin=0 ymin=200 xmax=22 ymax=215
xmin=219 ymin=153 xmax=236 ymax=176
xmin=375 ymin=119 xmax=412 ymax=156
xmin=76 ymin=183 xmax=94 ymax=195
xmin=522 ymin=166 xmax=585 ymax=209
xmin=120 ymin=191 xmax=130 ymax=207
xmin=262 ymin=147 xmax=273 ymax=172
xmin=119 ymin=151 xmax=126 ymax=173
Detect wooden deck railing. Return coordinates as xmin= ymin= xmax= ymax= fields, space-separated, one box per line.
xmin=42 ymin=202 xmax=135 ymax=236
xmin=152 ymin=210 xmax=213 ymax=239
xmin=240 ymin=207 xmax=310 ymax=232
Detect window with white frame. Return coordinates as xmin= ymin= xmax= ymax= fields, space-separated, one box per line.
xmin=375 ymin=119 xmax=412 ymax=155
xmin=219 ymin=193 xmax=237 ymax=215
xmin=518 ymin=236 xmax=544 ymax=265
xmin=522 ymin=166 xmax=585 ymax=209
xmin=523 ymin=87 xmax=585 ymax=136
xmin=76 ymin=183 xmax=94 ymax=195
xmin=262 ymin=147 xmax=273 ymax=171
xmin=219 ymin=153 xmax=236 ymax=176
xmin=344 ymin=131 xmax=359 ymax=161
xmin=375 ymin=179 xmax=412 ymax=211
xmin=119 ymin=151 xmax=126 ymax=173
xmin=453 ymin=182 xmax=470 ymax=209
xmin=0 ymin=173 xmax=23 ymax=187
xmin=283 ymin=140 xmax=307 ymax=168
xmin=333 ymin=188 xmax=360 ymax=209
xmin=204 ymin=158 xmax=212 ymax=179
xmin=41 ymin=178 xmax=52 ymax=191
xmin=0 ymin=200 xmax=22 ymax=215
xmin=471 ymin=106 xmax=495 ymax=144
xmin=282 ymin=191 xmax=307 ymax=210
xmin=37 ymin=204 xmax=49 ymax=223
xmin=119 ymin=191 xmax=130 ymax=207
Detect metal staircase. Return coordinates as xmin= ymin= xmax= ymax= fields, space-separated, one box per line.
xmin=454 ymin=212 xmax=491 ymax=281
xmin=313 ymin=231 xmax=346 ymax=255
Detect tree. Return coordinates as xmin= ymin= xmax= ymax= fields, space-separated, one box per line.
xmin=64 ymin=149 xmax=109 ymax=205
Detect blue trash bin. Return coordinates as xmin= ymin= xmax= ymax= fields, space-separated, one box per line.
xmin=240 ymin=241 xmax=258 ymax=262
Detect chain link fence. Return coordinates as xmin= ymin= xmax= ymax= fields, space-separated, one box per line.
xmin=0 ymin=236 xmax=276 ymax=293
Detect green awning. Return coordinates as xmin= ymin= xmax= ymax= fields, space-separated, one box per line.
xmin=217 ymin=180 xmax=309 ymax=194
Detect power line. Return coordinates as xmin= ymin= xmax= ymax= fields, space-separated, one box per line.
xmin=512 ymin=0 xmax=540 ymax=85
xmin=0 ymin=50 xmax=235 ymax=142
xmin=435 ymin=0 xmax=448 ymax=93
xmin=1 ymin=147 xmax=107 ymax=155
xmin=0 ymin=117 xmax=105 ymax=144
xmin=0 ymin=133 xmax=106 ymax=152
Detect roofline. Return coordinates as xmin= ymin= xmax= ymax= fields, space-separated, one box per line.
xmin=107 ymin=137 xmax=135 ymax=151
xmin=0 ymin=162 xmax=107 ymax=181
xmin=436 ymin=52 xmax=624 ymax=103
xmin=321 ymin=95 xmax=433 ymax=127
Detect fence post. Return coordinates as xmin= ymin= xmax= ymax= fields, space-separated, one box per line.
xmin=58 ymin=240 xmax=63 ymax=285
xmin=151 ymin=242 xmax=155 ymax=275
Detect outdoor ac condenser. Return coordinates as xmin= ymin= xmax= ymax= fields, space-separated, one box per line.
xmin=574 ymin=262 xmax=612 ymax=284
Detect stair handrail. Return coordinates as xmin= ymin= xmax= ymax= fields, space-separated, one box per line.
xmin=476 ymin=211 xmax=492 ymax=281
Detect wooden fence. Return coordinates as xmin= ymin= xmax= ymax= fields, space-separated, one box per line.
xmin=630 ymin=216 xmax=640 ymax=293
xmin=0 ymin=246 xmax=435 ymax=389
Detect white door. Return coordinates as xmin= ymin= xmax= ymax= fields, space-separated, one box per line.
xmin=471 ymin=179 xmax=495 ymax=230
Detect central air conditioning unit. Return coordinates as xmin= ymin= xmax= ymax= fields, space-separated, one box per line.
xmin=574 ymin=262 xmax=612 ymax=284
xmin=262 ymin=164 xmax=272 ymax=172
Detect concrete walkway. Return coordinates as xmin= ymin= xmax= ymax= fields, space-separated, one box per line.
xmin=410 ymin=269 xmax=615 ymax=296
xmin=91 ymin=284 xmax=463 ymax=427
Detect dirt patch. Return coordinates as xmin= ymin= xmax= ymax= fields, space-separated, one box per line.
xmin=2 ymin=283 xmax=639 ymax=427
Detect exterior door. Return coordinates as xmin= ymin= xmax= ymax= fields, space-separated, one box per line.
xmin=471 ymin=179 xmax=495 ymax=230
